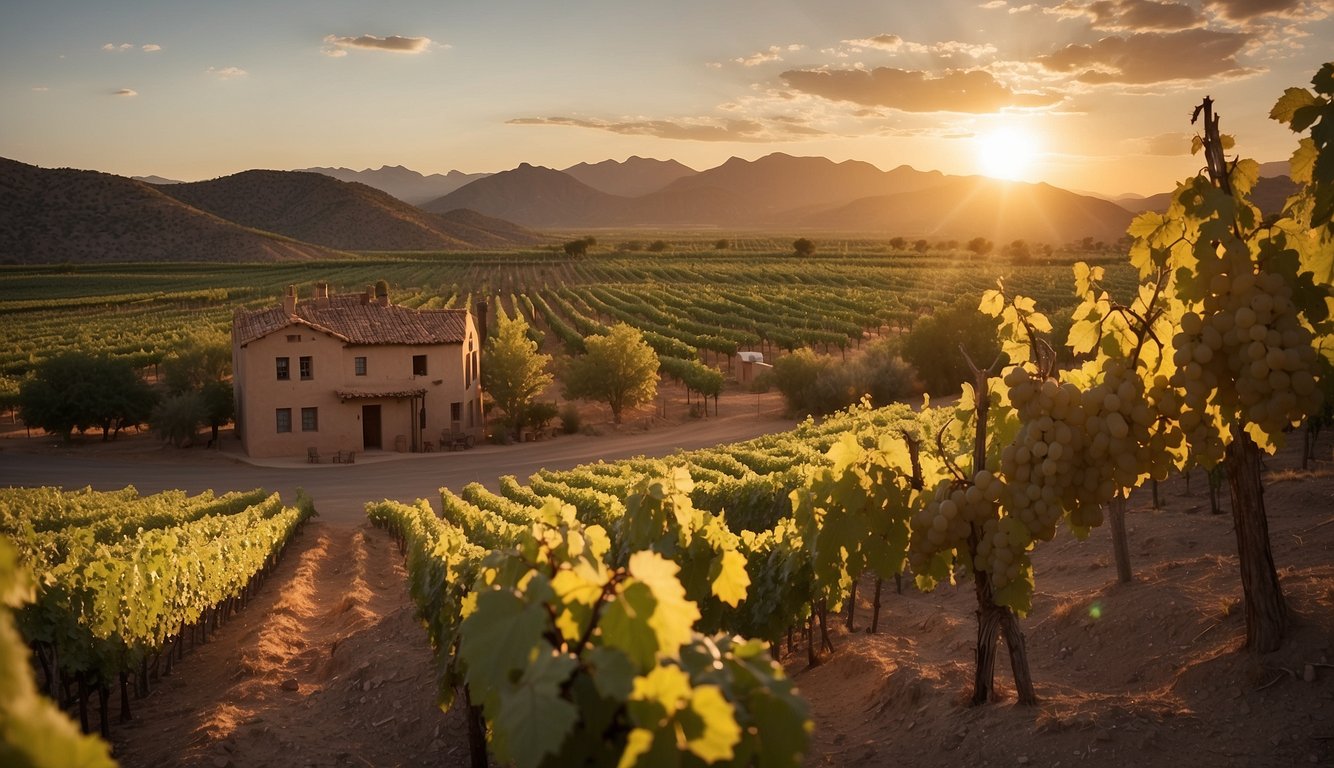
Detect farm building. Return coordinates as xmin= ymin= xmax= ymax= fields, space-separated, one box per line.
xmin=231 ymin=283 xmax=483 ymax=459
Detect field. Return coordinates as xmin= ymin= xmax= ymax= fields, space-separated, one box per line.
xmin=0 ymin=241 xmax=1135 ymax=381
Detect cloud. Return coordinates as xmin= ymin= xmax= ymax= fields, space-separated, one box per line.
xmin=113 ymin=88 xmax=138 ymax=97
xmin=1035 ymin=28 xmax=1252 ymax=83
xmin=844 ymin=34 xmax=903 ymax=51
xmin=1050 ymin=0 xmax=1202 ymax=29
xmin=780 ymin=67 xmax=1059 ymax=112
xmin=508 ymin=116 xmax=772 ymax=142
xmin=207 ymin=66 xmax=248 ymax=79
xmin=1135 ymin=131 xmax=1194 ymax=154
xmin=142 ymin=43 xmax=161 ymax=52
xmin=31 ymin=86 xmax=48 ymax=92
xmin=102 ymin=43 xmax=134 ymax=52
xmin=508 ymin=113 xmax=830 ymax=142
xmin=980 ymin=0 xmax=1008 ymax=8
xmin=322 ymin=34 xmax=433 ymax=56
xmin=1203 ymin=0 xmax=1306 ymax=20
xmin=732 ymin=44 xmax=804 ymax=67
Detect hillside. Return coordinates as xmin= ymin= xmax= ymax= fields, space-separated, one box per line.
xmin=428 ymin=153 xmax=1129 ymax=240
xmin=297 ymin=165 xmax=489 ymax=205
xmin=804 ymin=176 xmax=1136 ymax=243
xmin=421 ymin=163 xmax=630 ymax=227
xmin=0 ymin=157 xmax=342 ymax=264
xmin=561 ymin=156 xmax=698 ymax=197
xmin=160 ymin=170 xmax=541 ymax=251
xmin=1118 ymin=175 xmax=1300 ymax=218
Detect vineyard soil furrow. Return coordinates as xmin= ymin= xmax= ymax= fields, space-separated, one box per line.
xmin=110 ymin=520 xmax=472 ymax=768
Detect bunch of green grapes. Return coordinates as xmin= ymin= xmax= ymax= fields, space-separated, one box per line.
xmin=1171 ymin=266 xmax=1322 ymax=462
xmin=909 ymin=469 xmax=1004 ymax=578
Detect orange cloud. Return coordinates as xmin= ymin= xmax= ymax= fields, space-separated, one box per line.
xmin=780 ymin=67 xmax=1058 ymax=112
xmin=1035 ymin=28 xmax=1252 ymax=83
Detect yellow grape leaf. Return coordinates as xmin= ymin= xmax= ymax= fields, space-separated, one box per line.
xmin=1269 ymin=86 xmax=1318 ymax=124
xmin=979 ymin=288 xmax=1004 ymax=317
xmin=684 ymin=685 xmax=741 ymax=762
xmin=708 ymin=549 xmax=750 ymax=608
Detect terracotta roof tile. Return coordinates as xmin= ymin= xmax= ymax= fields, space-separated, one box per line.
xmin=234 ymin=294 xmax=469 ymax=347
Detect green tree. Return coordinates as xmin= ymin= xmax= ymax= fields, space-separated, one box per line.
xmin=793 ymin=238 xmax=816 ymax=257
xmin=563 ymin=323 xmax=659 ymax=424
xmin=482 ymin=311 xmax=554 ymax=439
xmin=967 ymin=237 xmax=994 ymax=256
xmin=161 ymin=333 xmax=234 ymax=446
xmin=888 ymin=236 xmax=907 ymax=250
xmin=151 ymin=391 xmax=207 ymax=447
xmin=18 ymin=353 xmax=156 ymax=440
xmin=901 ymin=297 xmax=1007 ymax=395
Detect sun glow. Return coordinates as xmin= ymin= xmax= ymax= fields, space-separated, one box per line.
xmin=975 ymin=126 xmax=1040 ymax=181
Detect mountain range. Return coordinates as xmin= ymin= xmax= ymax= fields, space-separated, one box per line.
xmin=0 ymin=159 xmax=541 ymax=263
xmin=6 ymin=152 xmax=1300 ymax=264
xmin=420 ymin=153 xmax=1138 ymax=243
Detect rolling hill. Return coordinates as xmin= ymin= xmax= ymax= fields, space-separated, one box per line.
xmin=159 ymin=170 xmax=541 ymax=251
xmin=801 ymin=176 xmax=1136 ymax=243
xmin=1116 ymin=175 xmax=1299 ymax=218
xmin=0 ymin=158 xmax=343 ymax=263
xmin=421 ymin=163 xmax=629 ymax=228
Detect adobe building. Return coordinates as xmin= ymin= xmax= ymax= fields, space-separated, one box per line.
xmin=231 ymin=283 xmax=484 ymax=459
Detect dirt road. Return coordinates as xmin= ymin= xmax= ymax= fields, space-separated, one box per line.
xmin=0 ymin=408 xmax=797 ymax=523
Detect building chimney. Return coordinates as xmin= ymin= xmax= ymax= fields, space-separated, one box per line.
xmin=375 ymin=279 xmax=390 ymax=307
xmin=314 ymin=281 xmax=330 ymax=307
xmin=476 ymin=300 xmax=488 ymax=345
xmin=363 ymin=284 xmax=374 ymax=305
xmin=283 ymin=284 xmax=298 ymax=316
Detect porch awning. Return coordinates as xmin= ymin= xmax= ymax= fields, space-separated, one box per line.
xmin=335 ymin=387 xmax=427 ymax=401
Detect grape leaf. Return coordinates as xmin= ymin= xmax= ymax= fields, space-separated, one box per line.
xmin=708 ymin=549 xmax=750 ymax=608
xmin=459 ymin=588 xmax=545 ymax=693
xmin=600 ymin=582 xmax=661 ymax=671
xmin=683 ymin=685 xmax=740 ymax=762
xmin=494 ymin=647 xmax=579 ymax=768
xmin=1269 ymin=87 xmax=1317 ymax=126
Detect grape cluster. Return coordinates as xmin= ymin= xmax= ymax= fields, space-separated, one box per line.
xmin=909 ymin=470 xmax=1004 ymax=581
xmin=1171 ymin=267 xmax=1322 ymax=461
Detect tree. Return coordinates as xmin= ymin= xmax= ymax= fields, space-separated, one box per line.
xmin=151 ymin=391 xmax=207 ymax=447
xmin=913 ymin=239 xmax=930 ymax=253
xmin=888 ymin=236 xmax=907 ymax=250
xmin=714 ymin=238 xmax=730 ymax=250
xmin=967 ymin=237 xmax=994 ymax=256
xmin=901 ymin=297 xmax=1007 ymax=394
xmin=161 ymin=333 xmax=233 ymax=446
xmin=647 ymin=240 xmax=668 ymax=252
xmin=563 ymin=238 xmax=592 ymax=257
xmin=18 ymin=353 xmax=156 ymax=441
xmin=482 ymin=310 xmax=554 ymax=439
xmin=563 ymin=323 xmax=659 ymax=424
xmin=793 ymin=238 xmax=815 ymax=257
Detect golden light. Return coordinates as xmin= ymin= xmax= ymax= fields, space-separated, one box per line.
xmin=974 ymin=126 xmax=1040 ymax=181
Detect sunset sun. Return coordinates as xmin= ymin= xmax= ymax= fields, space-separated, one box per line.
xmin=975 ymin=126 xmax=1040 ymax=181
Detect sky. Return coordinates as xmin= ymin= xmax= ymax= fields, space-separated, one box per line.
xmin=2 ymin=0 xmax=1331 ymax=197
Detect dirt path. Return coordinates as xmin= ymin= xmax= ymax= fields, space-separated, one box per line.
xmin=112 ymin=520 xmax=472 ymax=768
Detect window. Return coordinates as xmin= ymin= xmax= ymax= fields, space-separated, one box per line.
xmin=276 ymin=357 xmax=290 ymax=380
xmin=412 ymin=354 xmax=428 ymax=376
xmin=450 ymin=401 xmax=462 ymax=423
xmin=301 ymin=407 xmax=318 ymax=432
xmin=299 ymin=356 xmax=313 ymax=380
xmin=354 ymin=356 xmax=367 ymax=376
xmin=276 ymin=408 xmax=292 ymax=433
xmin=286 ymin=334 xmax=301 ymax=343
